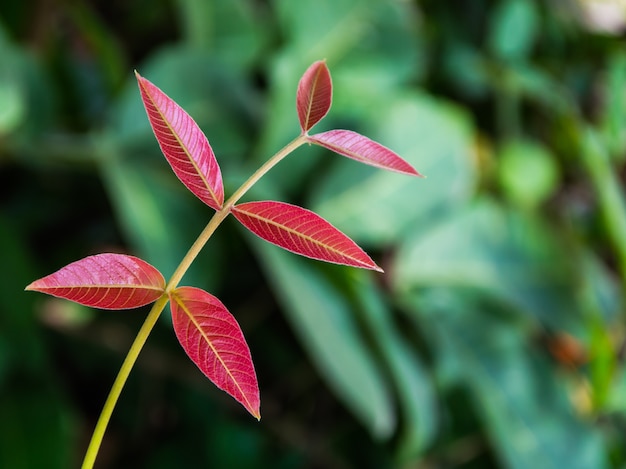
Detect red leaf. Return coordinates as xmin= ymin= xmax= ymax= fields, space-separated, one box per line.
xmin=136 ymin=72 xmax=224 ymax=210
xmin=169 ymin=287 xmax=260 ymax=419
xmin=25 ymin=254 xmax=165 ymax=309
xmin=232 ymin=201 xmax=382 ymax=271
xmin=308 ymin=129 xmax=423 ymax=177
xmin=296 ymin=60 xmax=332 ymax=133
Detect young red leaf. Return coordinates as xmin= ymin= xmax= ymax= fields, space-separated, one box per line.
xmin=308 ymin=129 xmax=423 ymax=177
xmin=136 ymin=72 xmax=224 ymax=210
xmin=169 ymin=286 xmax=260 ymax=419
xmin=296 ymin=60 xmax=332 ymax=133
xmin=232 ymin=201 xmax=382 ymax=272
xmin=25 ymin=254 xmax=165 ymax=309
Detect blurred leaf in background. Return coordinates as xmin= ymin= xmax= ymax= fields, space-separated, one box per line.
xmin=2 ymin=0 xmax=626 ymax=467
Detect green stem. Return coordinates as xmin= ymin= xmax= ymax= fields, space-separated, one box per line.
xmin=81 ymin=294 xmax=169 ymax=469
xmin=81 ymin=133 xmax=307 ymax=469
xmin=165 ymin=134 xmax=307 ymax=291
xmin=581 ymin=128 xmax=626 ymax=286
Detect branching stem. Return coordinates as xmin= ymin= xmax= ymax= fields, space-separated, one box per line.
xmin=81 ymin=134 xmax=306 ymax=469
xmin=166 ymin=134 xmax=307 ymax=292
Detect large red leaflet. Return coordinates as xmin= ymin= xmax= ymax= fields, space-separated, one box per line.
xmin=307 ymin=129 xmax=423 ymax=177
xmin=296 ymin=60 xmax=332 ymax=133
xmin=25 ymin=254 xmax=165 ymax=309
xmin=169 ymin=286 xmax=260 ymax=419
xmin=232 ymin=201 xmax=382 ymax=272
xmin=136 ymin=72 xmax=224 ymax=210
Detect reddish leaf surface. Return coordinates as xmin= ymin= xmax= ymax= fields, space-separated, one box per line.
xmin=232 ymin=201 xmax=382 ymax=271
xmin=296 ymin=60 xmax=332 ymax=133
xmin=25 ymin=254 xmax=165 ymax=309
xmin=136 ymin=72 xmax=224 ymax=210
xmin=169 ymin=286 xmax=260 ymax=419
xmin=308 ymin=129 xmax=423 ymax=177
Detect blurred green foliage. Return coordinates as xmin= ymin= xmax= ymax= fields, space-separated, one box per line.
xmin=2 ymin=0 xmax=626 ymax=467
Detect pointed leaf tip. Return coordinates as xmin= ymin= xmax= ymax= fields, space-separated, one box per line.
xmin=297 ymin=60 xmax=332 ymax=133
xmin=169 ymin=287 xmax=260 ymax=419
xmin=25 ymin=253 xmax=165 ymax=309
xmin=308 ymin=130 xmax=423 ymax=177
xmin=232 ymin=200 xmax=383 ymax=272
xmin=136 ymin=74 xmax=224 ymax=210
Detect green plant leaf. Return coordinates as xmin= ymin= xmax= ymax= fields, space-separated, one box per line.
xmin=252 ymin=238 xmax=395 ymax=438
xmin=273 ymin=0 xmax=422 ymax=83
xmin=176 ymin=0 xmax=269 ymax=70
xmin=0 ymin=26 xmax=54 ymax=142
xmin=606 ymin=365 xmax=626 ymax=414
xmin=497 ymin=139 xmax=560 ymax=209
xmin=442 ymin=44 xmax=491 ymax=99
xmin=601 ymin=50 xmax=626 ymax=160
xmin=488 ymin=0 xmax=538 ymax=62
xmin=311 ymin=92 xmax=476 ymax=245
xmin=393 ymin=198 xmax=580 ymax=329
xmin=0 ymin=73 xmax=25 ymax=135
xmin=400 ymin=291 xmax=609 ymax=469
xmin=65 ymin=1 xmax=127 ymax=95
xmin=350 ymin=272 xmax=438 ymax=461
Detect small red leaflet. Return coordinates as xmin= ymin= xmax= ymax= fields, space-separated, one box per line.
xmin=169 ymin=286 xmax=260 ymax=419
xmin=296 ymin=60 xmax=333 ymax=133
xmin=136 ymin=72 xmax=224 ymax=210
xmin=232 ymin=200 xmax=382 ymax=272
xmin=307 ymin=129 xmax=422 ymax=177
xmin=25 ymin=253 xmax=165 ymax=310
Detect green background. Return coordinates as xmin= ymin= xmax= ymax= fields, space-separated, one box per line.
xmin=1 ymin=0 xmax=626 ymax=467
